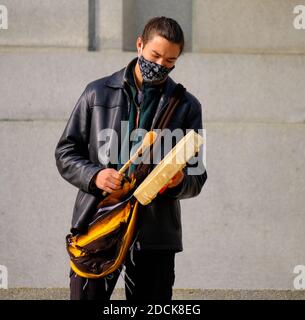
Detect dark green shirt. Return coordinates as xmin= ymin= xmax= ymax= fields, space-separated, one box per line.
xmin=117 ymin=59 xmax=165 ymax=175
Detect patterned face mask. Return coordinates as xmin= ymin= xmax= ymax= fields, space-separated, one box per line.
xmin=138 ymin=45 xmax=175 ymax=83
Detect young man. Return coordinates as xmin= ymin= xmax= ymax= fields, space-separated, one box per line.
xmin=55 ymin=17 xmax=207 ymax=300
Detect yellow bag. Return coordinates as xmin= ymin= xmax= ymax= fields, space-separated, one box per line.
xmin=66 ymin=177 xmax=139 ymax=279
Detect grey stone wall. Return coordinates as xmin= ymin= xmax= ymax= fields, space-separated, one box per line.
xmin=193 ymin=0 xmax=305 ymax=54
xmin=0 ymin=0 xmax=88 ymax=49
xmin=122 ymin=0 xmax=193 ymax=51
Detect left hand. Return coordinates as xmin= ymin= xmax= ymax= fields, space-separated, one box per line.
xmin=159 ymin=170 xmax=184 ymax=194
xmin=167 ymin=170 xmax=185 ymax=188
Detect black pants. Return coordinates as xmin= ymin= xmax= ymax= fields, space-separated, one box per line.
xmin=70 ymin=248 xmax=176 ymax=300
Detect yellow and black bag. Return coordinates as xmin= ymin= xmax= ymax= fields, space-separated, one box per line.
xmin=66 ymin=177 xmax=139 ymax=279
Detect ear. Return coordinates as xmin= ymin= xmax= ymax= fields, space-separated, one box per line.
xmin=136 ymin=36 xmax=143 ymax=56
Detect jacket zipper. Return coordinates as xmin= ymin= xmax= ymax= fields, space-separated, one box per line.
xmin=123 ymin=82 xmax=168 ymax=131
xmin=135 ymin=106 xmax=140 ymax=128
xmin=135 ymin=96 xmax=144 ymax=129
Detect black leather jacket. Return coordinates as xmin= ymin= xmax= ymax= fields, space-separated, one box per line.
xmin=54 ymin=57 xmax=207 ymax=252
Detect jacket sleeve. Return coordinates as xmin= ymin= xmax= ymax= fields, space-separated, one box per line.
xmin=54 ymin=86 xmax=104 ymax=193
xmin=163 ymin=95 xmax=207 ymax=200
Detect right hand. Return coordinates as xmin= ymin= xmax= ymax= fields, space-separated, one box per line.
xmin=94 ymin=168 xmax=124 ymax=194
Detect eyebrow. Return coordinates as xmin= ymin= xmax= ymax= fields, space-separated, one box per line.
xmin=151 ymin=50 xmax=177 ymax=60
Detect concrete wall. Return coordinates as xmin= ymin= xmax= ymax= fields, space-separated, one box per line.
xmin=0 ymin=1 xmax=305 ymax=291
xmin=0 ymin=0 xmax=88 ymax=49
xmin=96 ymin=0 xmax=123 ymax=50
xmin=193 ymin=0 xmax=305 ymax=54
xmin=123 ymin=0 xmax=193 ymax=52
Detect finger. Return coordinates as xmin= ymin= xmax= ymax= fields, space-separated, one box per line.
xmin=107 ymin=181 xmax=122 ymax=190
xmin=172 ymin=171 xmax=183 ymax=182
xmin=102 ymin=186 xmax=114 ymax=194
xmin=110 ymin=175 xmax=124 ymax=184
xmin=111 ymin=170 xmax=124 ymax=181
xmin=170 ymin=176 xmax=176 ymax=183
xmin=108 ymin=176 xmax=123 ymax=186
xmin=159 ymin=183 xmax=170 ymax=194
xmin=172 ymin=172 xmax=179 ymax=180
xmin=176 ymin=170 xmax=183 ymax=177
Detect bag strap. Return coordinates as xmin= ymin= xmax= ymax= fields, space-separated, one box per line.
xmin=134 ymin=83 xmax=186 ymax=182
xmin=154 ymin=83 xmax=186 ymax=130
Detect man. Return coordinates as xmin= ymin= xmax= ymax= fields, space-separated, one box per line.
xmin=55 ymin=17 xmax=207 ymax=300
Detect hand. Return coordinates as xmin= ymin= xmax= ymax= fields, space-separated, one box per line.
xmin=94 ymin=168 xmax=124 ymax=194
xmin=159 ymin=170 xmax=185 ymax=194
xmin=167 ymin=170 xmax=185 ymax=188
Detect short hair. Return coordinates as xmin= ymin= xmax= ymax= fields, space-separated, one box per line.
xmin=141 ymin=17 xmax=185 ymax=55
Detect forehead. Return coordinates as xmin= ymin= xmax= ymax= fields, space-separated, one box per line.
xmin=145 ymin=34 xmax=181 ymax=56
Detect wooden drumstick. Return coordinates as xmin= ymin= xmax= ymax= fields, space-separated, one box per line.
xmin=102 ymin=131 xmax=157 ymax=197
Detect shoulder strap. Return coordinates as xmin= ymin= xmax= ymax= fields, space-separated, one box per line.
xmin=154 ymin=83 xmax=186 ymax=130
xmin=133 ymin=83 xmax=186 ymax=182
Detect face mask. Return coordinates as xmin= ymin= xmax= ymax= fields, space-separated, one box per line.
xmin=138 ymin=44 xmax=175 ymax=83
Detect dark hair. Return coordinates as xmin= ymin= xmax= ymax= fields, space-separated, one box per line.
xmin=141 ymin=17 xmax=185 ymax=55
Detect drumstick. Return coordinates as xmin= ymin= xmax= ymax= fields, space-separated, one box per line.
xmin=102 ymin=131 xmax=157 ymax=197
